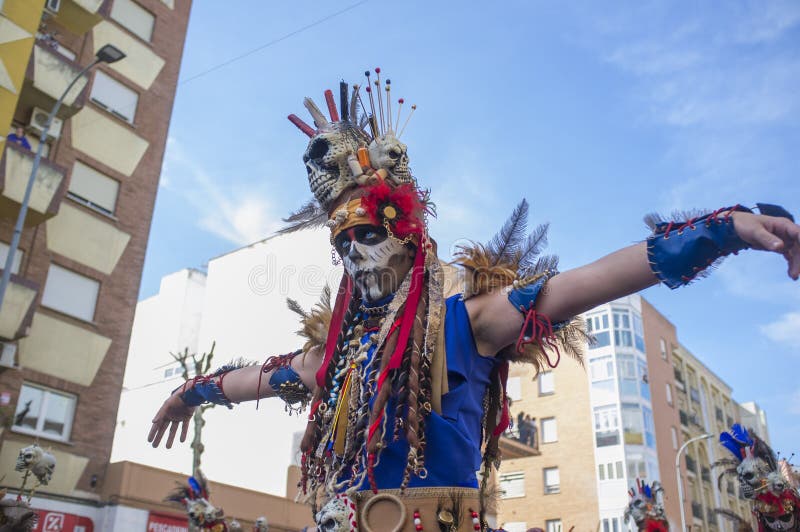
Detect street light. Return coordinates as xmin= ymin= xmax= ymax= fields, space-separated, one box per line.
xmin=676 ymin=433 xmax=715 ymax=532
xmin=0 ymin=44 xmax=125 ymax=313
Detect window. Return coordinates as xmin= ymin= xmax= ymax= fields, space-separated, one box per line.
xmin=627 ymin=456 xmax=647 ymax=479
xmin=590 ymin=356 xmax=614 ymax=381
xmin=671 ymin=426 xmax=678 ymax=449
xmin=613 ymin=310 xmax=633 ymax=347
xmin=0 ymin=242 xmax=23 ymax=274
xmin=602 ymin=518 xmax=621 ymax=532
xmin=632 ymin=314 xmax=645 ymax=351
xmin=587 ymin=312 xmax=610 ymax=348
xmin=111 ymin=0 xmax=155 ymax=41
xmin=598 ymin=463 xmax=605 ymax=480
xmin=538 ymin=371 xmax=554 ymax=395
xmin=91 ymin=70 xmax=138 ymax=123
xmin=638 ymin=359 xmax=650 ymax=400
xmin=659 ymin=338 xmax=668 ymax=360
xmin=499 ymin=471 xmax=525 ymax=499
xmin=594 ymin=405 xmax=620 ymax=446
xmin=506 ymin=376 xmax=521 ymax=402
xmin=622 ymin=403 xmax=644 ymax=445
xmin=68 ymin=161 xmax=120 ymax=215
xmin=543 ymin=467 xmax=560 ymax=494
xmin=618 ymin=354 xmax=638 ymax=396
xmin=665 ymin=383 xmax=673 ymax=406
xmin=541 ymin=417 xmax=558 ymax=443
xmin=13 ymin=383 xmax=76 ymax=441
xmin=546 ymin=520 xmax=562 ymax=532
xmin=41 ymin=264 xmax=100 ymax=321
xmin=642 ymin=407 xmax=656 ymax=448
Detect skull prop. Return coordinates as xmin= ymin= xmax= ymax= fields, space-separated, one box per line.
xmin=737 ymin=455 xmax=773 ymax=499
xmin=15 ymin=444 xmax=56 ymax=485
xmin=624 ymin=481 xmax=665 ymax=531
xmin=315 ymin=493 xmax=357 ymax=532
xmin=228 ymin=518 xmax=243 ymax=531
xmin=254 ymin=516 xmax=269 ymax=532
xmin=368 ymin=133 xmax=410 ymax=185
xmin=304 ymin=124 xmax=369 ymax=210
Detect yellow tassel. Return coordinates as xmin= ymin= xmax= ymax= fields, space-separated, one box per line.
xmin=331 ymin=365 xmax=355 ymax=455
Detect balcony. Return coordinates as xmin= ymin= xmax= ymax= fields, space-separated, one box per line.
xmin=707 ymin=508 xmax=717 ymax=525
xmin=0 ymin=143 xmax=67 ymax=226
xmin=685 ymin=455 xmax=697 ymax=473
xmin=49 ymin=0 xmax=111 ymax=36
xmin=701 ymin=467 xmax=711 ymax=483
xmin=499 ymin=434 xmax=540 ymax=459
xmin=0 ymin=272 xmax=38 ymax=342
xmin=674 ymin=368 xmax=685 ymax=390
xmin=715 ymin=407 xmax=724 ymax=423
xmin=18 ymin=44 xmax=91 ymax=121
xmin=691 ymin=502 xmax=704 ymax=520
xmin=679 ymin=409 xmax=689 ymax=427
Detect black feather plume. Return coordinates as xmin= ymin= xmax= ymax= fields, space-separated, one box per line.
xmin=486 ymin=199 xmax=529 ymax=265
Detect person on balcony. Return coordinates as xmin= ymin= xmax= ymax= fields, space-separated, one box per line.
xmin=6 ymin=127 xmax=31 ymax=151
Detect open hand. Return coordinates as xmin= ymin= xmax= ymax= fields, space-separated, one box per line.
xmin=732 ymin=211 xmax=800 ymax=280
xmin=148 ymin=392 xmax=195 ymax=448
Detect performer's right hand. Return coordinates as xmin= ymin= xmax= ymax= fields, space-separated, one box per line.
xmin=148 ymin=392 xmax=195 ymax=449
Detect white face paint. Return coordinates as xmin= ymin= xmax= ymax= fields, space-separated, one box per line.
xmin=335 ymin=225 xmax=414 ymax=302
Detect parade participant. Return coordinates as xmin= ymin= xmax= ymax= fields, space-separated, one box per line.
xmin=624 ymin=480 xmax=669 ymax=532
xmin=715 ymin=425 xmax=800 ymax=532
xmin=149 ymin=70 xmax=800 ymax=531
xmin=165 ymin=472 xmax=228 ymax=532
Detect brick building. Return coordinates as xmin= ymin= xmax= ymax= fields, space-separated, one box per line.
xmin=0 ymin=0 xmax=191 ymax=526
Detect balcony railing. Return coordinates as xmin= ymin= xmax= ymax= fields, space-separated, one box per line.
xmin=679 ymin=410 xmax=689 ymax=426
xmin=498 ymin=434 xmax=540 ymax=459
xmin=49 ymin=0 xmax=111 ymax=36
xmin=707 ymin=508 xmax=717 ymax=525
xmin=19 ymin=43 xmax=91 ymax=121
xmin=0 ymin=143 xmax=67 ymax=226
xmin=715 ymin=407 xmax=724 ymax=422
xmin=691 ymin=502 xmax=703 ymax=520
xmin=701 ymin=467 xmax=711 ymax=483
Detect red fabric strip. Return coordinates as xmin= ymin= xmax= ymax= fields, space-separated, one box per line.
xmin=316 ymin=274 xmax=353 ymax=388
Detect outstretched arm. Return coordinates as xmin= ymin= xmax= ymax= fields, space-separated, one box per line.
xmin=468 ymin=210 xmax=800 ymax=356
xmin=148 ymin=346 xmax=323 ymax=448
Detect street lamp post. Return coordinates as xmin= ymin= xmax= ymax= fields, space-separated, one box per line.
xmin=676 ymin=433 xmax=715 ymax=532
xmin=0 ymin=44 xmax=125 ymax=313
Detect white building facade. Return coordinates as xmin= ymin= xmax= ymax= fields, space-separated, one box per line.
xmin=111 ymin=229 xmax=340 ymax=496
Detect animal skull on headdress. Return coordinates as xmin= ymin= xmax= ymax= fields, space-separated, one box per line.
xmin=15 ymin=444 xmax=56 ymax=485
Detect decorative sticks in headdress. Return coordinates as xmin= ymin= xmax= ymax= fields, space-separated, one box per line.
xmin=288 ymin=69 xmax=417 ymax=142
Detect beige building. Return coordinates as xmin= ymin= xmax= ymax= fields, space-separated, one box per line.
xmin=0 ymin=0 xmax=191 ymax=527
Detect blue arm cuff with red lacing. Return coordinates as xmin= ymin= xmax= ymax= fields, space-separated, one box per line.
xmin=647 ymin=203 xmax=795 ymax=289
xmin=647 ymin=205 xmax=752 ymax=289
xmin=174 ymin=365 xmax=236 ymax=409
xmin=507 ymin=271 xmax=567 ymax=367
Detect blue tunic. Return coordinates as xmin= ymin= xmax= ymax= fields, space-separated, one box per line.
xmin=366 ymin=294 xmax=499 ymax=490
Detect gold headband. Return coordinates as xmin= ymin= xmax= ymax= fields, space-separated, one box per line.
xmin=328 ymin=198 xmax=373 ymax=239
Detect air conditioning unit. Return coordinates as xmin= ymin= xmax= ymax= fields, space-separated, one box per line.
xmin=45 ymin=0 xmax=61 ymax=14
xmin=28 ymin=107 xmax=63 ymax=140
xmin=0 ymin=342 xmax=17 ymax=369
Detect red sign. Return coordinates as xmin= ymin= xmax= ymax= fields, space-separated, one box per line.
xmin=32 ymin=510 xmax=94 ymax=532
xmin=147 ymin=512 xmax=189 ymax=532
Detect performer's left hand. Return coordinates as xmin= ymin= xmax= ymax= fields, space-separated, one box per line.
xmin=731 ymin=211 xmax=800 ymax=280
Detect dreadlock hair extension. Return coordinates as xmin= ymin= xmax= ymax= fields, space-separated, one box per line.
xmin=401 ymin=286 xmax=430 ymax=490
xmin=393 ymin=341 xmax=412 ymax=442
xmin=300 ymin=289 xmax=359 ymax=495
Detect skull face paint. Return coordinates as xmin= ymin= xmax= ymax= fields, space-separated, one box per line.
xmin=763 ymin=512 xmax=796 ymax=532
xmin=334 ymin=225 xmax=415 ymax=302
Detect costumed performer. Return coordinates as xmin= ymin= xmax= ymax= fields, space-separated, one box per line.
xmin=149 ymin=70 xmax=800 ymax=532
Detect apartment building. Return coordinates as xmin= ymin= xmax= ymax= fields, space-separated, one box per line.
xmin=0 ymin=0 xmax=191 ymax=526
xmin=497 ymin=294 xmax=766 ymax=532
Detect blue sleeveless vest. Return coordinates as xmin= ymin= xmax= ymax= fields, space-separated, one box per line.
xmin=364 ymin=294 xmax=499 ymax=490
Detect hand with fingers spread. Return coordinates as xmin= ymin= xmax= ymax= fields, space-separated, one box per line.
xmin=148 ymin=391 xmax=195 ymax=449
xmin=731 ymin=211 xmax=800 ymax=280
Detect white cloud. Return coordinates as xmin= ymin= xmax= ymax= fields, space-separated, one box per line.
xmin=761 ymin=312 xmax=800 ymax=349
xmin=160 ymin=137 xmax=281 ymax=246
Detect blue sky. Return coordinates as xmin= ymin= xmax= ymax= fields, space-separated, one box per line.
xmin=141 ymin=2 xmax=800 ymax=460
